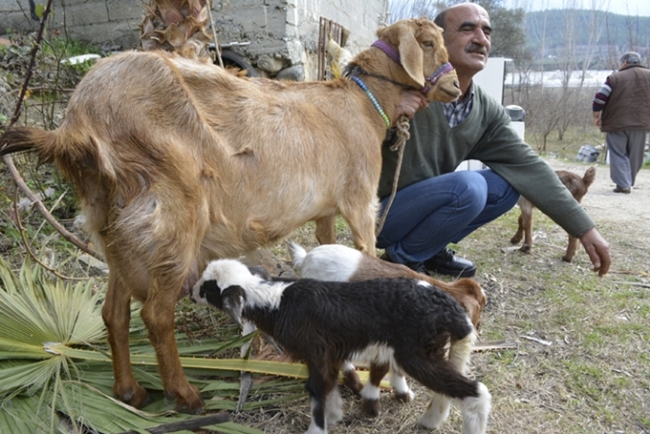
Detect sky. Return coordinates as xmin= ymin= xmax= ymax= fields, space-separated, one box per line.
xmin=503 ymin=0 xmax=650 ymax=17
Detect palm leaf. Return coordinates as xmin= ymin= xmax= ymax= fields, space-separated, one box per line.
xmin=0 ymin=257 xmax=302 ymax=433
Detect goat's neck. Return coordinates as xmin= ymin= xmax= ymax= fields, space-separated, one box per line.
xmin=353 ymin=75 xmax=402 ymax=130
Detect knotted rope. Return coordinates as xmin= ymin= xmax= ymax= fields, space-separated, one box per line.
xmin=375 ymin=114 xmax=410 ymax=235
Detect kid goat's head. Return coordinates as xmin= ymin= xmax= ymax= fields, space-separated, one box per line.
xmin=192 ymin=259 xmax=285 ymax=327
xmin=191 ymin=259 xmax=256 ymax=326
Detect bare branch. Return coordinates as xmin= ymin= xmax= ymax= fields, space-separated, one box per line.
xmin=3 ymin=0 xmax=105 ymax=266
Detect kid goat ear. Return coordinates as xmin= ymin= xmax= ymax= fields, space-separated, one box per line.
xmin=222 ymin=286 xmax=245 ymax=326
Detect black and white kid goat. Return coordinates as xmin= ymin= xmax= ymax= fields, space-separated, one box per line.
xmin=288 ymin=242 xmax=487 ymax=417
xmin=192 ymin=259 xmax=491 ymax=434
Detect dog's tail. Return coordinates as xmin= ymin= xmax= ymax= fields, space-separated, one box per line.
xmin=287 ymin=241 xmax=307 ymax=269
xmin=582 ymin=166 xmax=597 ymax=189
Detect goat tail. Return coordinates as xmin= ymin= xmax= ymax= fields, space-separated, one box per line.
xmin=583 ymin=166 xmax=597 ymax=188
xmin=0 ymin=126 xmax=57 ymax=161
xmin=288 ymin=241 xmax=307 ymax=269
xmin=1 ymin=126 xmax=116 ymax=183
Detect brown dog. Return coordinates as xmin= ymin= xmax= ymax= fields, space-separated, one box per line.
xmin=511 ymin=167 xmax=596 ymax=262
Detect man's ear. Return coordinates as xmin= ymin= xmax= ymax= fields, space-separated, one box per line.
xmin=222 ymin=286 xmax=245 ymax=327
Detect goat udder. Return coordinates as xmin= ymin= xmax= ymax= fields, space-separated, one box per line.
xmin=180 ymin=260 xmax=200 ymax=299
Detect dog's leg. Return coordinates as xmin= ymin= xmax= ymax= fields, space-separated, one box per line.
xmin=102 ymin=272 xmax=150 ymax=409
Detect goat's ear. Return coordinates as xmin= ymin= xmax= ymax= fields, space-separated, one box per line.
xmin=247 ymin=265 xmax=271 ymax=281
xmin=397 ymin=24 xmax=425 ymax=87
xmin=222 ymin=286 xmax=245 ymax=327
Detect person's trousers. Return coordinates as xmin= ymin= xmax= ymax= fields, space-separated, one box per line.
xmin=376 ymin=169 xmax=520 ymax=264
xmin=606 ymin=130 xmax=647 ymax=188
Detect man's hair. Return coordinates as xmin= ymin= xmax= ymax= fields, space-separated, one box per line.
xmin=620 ymin=51 xmax=641 ymax=65
xmin=434 ymin=10 xmax=446 ymax=29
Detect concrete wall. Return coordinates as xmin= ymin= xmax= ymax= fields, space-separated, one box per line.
xmin=0 ymin=0 xmax=143 ymax=50
xmin=0 ymin=0 xmax=389 ymax=81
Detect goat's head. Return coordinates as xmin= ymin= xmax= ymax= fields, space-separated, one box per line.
xmin=376 ymin=18 xmax=461 ymax=103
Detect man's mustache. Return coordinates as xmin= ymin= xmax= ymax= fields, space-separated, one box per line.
xmin=465 ymin=43 xmax=488 ymax=55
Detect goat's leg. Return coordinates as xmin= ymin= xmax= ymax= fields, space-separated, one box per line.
xmin=304 ymin=361 xmax=341 ymax=434
xmin=396 ymin=342 xmax=489 ymax=433
xmin=141 ymin=276 xmax=203 ymax=413
xmin=102 ymin=273 xmax=150 ymax=408
xmin=512 ymin=198 xmax=534 ymax=252
xmin=519 ymin=207 xmax=534 ymax=253
xmin=341 ymin=361 xmax=364 ymax=394
xmin=341 ymin=200 xmax=378 ymax=256
xmin=510 ymin=212 xmax=525 ymax=244
xmin=562 ymin=234 xmax=579 ymax=262
xmin=314 ymin=215 xmax=337 ymax=245
xmin=389 ymin=367 xmax=414 ymax=403
xmin=458 ymin=382 xmax=491 ymax=434
xmin=360 ymin=362 xmax=389 ymax=416
xmin=418 ymin=331 xmax=475 ymax=429
xmin=324 ymin=386 xmax=344 ymax=426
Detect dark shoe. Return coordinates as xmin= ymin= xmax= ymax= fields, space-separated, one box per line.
xmin=380 ymin=253 xmax=431 ymax=276
xmin=423 ymin=247 xmax=476 ymax=278
xmin=613 ymin=186 xmax=631 ymax=194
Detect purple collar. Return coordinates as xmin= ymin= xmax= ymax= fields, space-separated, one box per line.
xmin=371 ymin=40 xmax=401 ymax=64
xmin=371 ymin=39 xmax=454 ymax=94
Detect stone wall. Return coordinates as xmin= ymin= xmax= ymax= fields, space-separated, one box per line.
xmin=0 ymin=0 xmax=389 ymax=81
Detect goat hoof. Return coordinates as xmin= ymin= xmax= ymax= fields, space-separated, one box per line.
xmin=394 ymin=390 xmax=414 ymax=403
xmin=510 ymin=236 xmax=521 ymax=244
xmin=342 ymin=370 xmax=364 ymax=394
xmin=361 ymin=398 xmax=381 ymax=417
xmin=169 ymin=385 xmax=205 ymax=414
xmin=117 ymin=383 xmax=151 ymax=409
xmin=519 ymin=244 xmax=531 ymax=253
xmin=561 ymin=255 xmax=573 ymax=263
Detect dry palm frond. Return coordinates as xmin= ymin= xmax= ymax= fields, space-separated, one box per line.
xmin=0 ymin=257 xmax=306 ymax=433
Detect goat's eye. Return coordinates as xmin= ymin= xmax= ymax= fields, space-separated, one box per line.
xmin=422 ymin=41 xmax=434 ymax=48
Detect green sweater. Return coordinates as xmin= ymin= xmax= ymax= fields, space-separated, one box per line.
xmin=378 ymin=84 xmax=595 ymax=238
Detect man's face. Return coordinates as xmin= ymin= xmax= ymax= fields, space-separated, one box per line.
xmin=443 ymin=4 xmax=492 ymax=77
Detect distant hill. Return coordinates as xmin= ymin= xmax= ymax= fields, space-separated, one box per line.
xmin=523 ymin=9 xmax=650 ymax=63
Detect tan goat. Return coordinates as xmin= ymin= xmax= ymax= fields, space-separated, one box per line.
xmin=510 ymin=167 xmax=596 ymax=262
xmin=0 ymin=19 xmax=460 ymax=413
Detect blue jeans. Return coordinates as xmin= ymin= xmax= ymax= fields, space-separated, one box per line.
xmin=376 ymin=169 xmax=520 ymax=264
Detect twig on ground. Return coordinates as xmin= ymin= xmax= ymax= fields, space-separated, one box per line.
xmin=520 ymin=335 xmax=552 ymax=346
xmin=118 ymin=412 xmax=230 ymax=434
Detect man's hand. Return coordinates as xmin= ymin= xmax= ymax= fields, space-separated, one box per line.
xmin=393 ymin=90 xmax=428 ymax=123
xmin=592 ymin=111 xmax=602 ymax=127
xmin=580 ymin=228 xmax=611 ymax=276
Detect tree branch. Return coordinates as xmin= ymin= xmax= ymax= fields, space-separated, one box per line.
xmin=3 ymin=0 xmax=106 ymax=267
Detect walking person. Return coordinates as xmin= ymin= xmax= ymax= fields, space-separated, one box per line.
xmin=378 ymin=2 xmax=611 ymax=278
xmin=593 ymin=51 xmax=650 ymax=194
